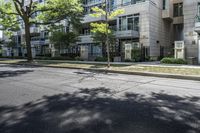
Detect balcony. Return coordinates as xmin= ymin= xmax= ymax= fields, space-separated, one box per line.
xmin=162 ymin=10 xmax=173 ymax=21
xmin=30 ymin=27 xmax=40 ymax=34
xmin=115 ymin=30 xmax=139 ymax=39
xmin=21 ymin=27 xmax=40 ymax=35
xmin=31 ymin=40 xmax=45 ymax=45
xmin=82 ymin=14 xmax=105 ymax=24
xmin=195 ymin=16 xmax=200 ymax=33
xmin=83 ymin=0 xmax=102 ymax=7
xmin=78 ymin=35 xmax=93 ymax=44
xmin=173 ymin=16 xmax=184 ymax=24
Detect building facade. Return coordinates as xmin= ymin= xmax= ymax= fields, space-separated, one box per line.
xmin=2 ymin=0 xmax=200 ymax=64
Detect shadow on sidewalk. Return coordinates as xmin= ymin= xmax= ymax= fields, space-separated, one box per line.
xmin=0 ymin=87 xmax=199 ymax=133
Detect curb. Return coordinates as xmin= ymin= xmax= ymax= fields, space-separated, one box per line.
xmin=1 ymin=62 xmax=200 ymax=81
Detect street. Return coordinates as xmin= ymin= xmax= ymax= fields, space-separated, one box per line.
xmin=0 ymin=64 xmax=200 ymax=133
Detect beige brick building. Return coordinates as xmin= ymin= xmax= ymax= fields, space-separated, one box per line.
xmin=2 ymin=0 xmax=200 ymax=64
xmin=79 ymin=0 xmax=200 ymax=63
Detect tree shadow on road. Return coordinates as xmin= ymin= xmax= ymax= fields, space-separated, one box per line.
xmin=0 ymin=70 xmax=34 ymax=78
xmin=0 ymin=87 xmax=199 ymax=133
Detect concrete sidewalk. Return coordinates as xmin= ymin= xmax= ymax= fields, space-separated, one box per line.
xmin=0 ymin=58 xmax=200 ymax=81
xmin=1 ymin=58 xmax=199 ymax=69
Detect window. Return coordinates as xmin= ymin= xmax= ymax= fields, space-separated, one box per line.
xmin=122 ymin=0 xmax=146 ymax=6
xmin=134 ymin=17 xmax=139 ymax=31
xmin=163 ymin=0 xmax=169 ymax=10
xmin=163 ymin=0 xmax=166 ymax=10
xmin=119 ymin=16 xmax=127 ymax=30
xmin=198 ymin=3 xmax=200 ymax=16
xmin=119 ymin=14 xmax=139 ymax=31
xmin=110 ymin=0 xmax=117 ymax=11
xmin=127 ymin=17 xmax=133 ymax=30
xmin=173 ymin=3 xmax=183 ymax=17
xmin=122 ymin=0 xmax=131 ymax=5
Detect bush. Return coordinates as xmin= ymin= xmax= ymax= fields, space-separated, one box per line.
xmin=0 ymin=56 xmax=26 ymax=59
xmin=131 ymin=48 xmax=141 ymax=62
xmin=94 ymin=56 xmax=107 ymax=62
xmin=124 ymin=59 xmax=132 ymax=62
xmin=161 ymin=58 xmax=187 ymax=64
xmin=74 ymin=56 xmax=84 ymax=61
xmin=35 ymin=56 xmax=74 ymax=60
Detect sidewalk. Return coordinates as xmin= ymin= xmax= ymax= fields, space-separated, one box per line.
xmin=0 ymin=58 xmax=200 ymax=81
xmin=2 ymin=58 xmax=199 ymax=68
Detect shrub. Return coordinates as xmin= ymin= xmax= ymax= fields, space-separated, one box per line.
xmin=75 ymin=56 xmax=84 ymax=61
xmin=161 ymin=58 xmax=187 ymax=64
xmin=145 ymin=56 xmax=150 ymax=61
xmin=131 ymin=48 xmax=141 ymax=62
xmin=124 ymin=59 xmax=132 ymax=62
xmin=94 ymin=56 xmax=107 ymax=62
xmin=0 ymin=56 xmax=26 ymax=59
xmin=35 ymin=56 xmax=74 ymax=60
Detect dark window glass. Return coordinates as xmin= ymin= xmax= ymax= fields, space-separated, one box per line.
xmin=174 ymin=3 xmax=183 ymax=17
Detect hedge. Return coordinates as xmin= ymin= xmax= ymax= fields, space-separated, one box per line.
xmin=161 ymin=58 xmax=187 ymax=64
xmin=94 ymin=56 xmax=107 ymax=62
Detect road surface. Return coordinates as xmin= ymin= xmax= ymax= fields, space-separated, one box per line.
xmin=0 ymin=64 xmax=200 ymax=133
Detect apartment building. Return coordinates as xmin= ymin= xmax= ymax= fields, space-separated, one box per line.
xmin=78 ymin=0 xmax=200 ymax=63
xmin=2 ymin=0 xmax=200 ymax=64
xmin=79 ymin=0 xmax=173 ymax=61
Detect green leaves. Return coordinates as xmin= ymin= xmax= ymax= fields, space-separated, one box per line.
xmin=90 ymin=6 xmax=106 ymax=17
xmin=50 ymin=31 xmax=79 ymax=48
xmin=0 ymin=0 xmax=83 ymax=31
xmin=109 ymin=9 xmax=125 ymax=19
xmin=91 ymin=23 xmax=111 ymax=34
xmin=0 ymin=0 xmax=20 ymax=33
xmin=90 ymin=6 xmax=124 ymax=38
xmin=37 ymin=0 xmax=83 ymax=26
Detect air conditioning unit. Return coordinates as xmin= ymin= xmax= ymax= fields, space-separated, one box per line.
xmin=174 ymin=41 xmax=185 ymax=59
xmin=175 ymin=41 xmax=184 ymax=49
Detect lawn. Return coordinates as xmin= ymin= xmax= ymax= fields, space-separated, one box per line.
xmin=0 ymin=59 xmax=200 ymax=76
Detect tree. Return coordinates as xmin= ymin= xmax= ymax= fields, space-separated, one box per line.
xmin=50 ymin=31 xmax=79 ymax=56
xmin=0 ymin=0 xmax=83 ymax=62
xmin=90 ymin=1 xmax=124 ymax=68
xmin=91 ymin=30 xmax=116 ymax=58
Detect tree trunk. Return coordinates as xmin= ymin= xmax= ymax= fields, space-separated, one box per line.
xmin=106 ymin=39 xmax=110 ymax=68
xmin=24 ymin=21 xmax=33 ymax=62
xmin=102 ymin=42 xmax=107 ymax=57
xmin=105 ymin=0 xmax=110 ymax=68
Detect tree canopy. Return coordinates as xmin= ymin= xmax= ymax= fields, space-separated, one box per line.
xmin=0 ymin=0 xmax=83 ymax=61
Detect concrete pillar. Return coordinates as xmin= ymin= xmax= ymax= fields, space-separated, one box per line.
xmin=80 ymin=45 xmax=89 ymax=60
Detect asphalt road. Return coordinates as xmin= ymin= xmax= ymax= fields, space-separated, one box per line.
xmin=0 ymin=64 xmax=200 ymax=133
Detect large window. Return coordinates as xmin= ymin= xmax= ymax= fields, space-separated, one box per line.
xmin=122 ymin=0 xmax=145 ymax=6
xmin=163 ymin=0 xmax=169 ymax=10
xmin=83 ymin=0 xmax=101 ymax=5
xmin=119 ymin=14 xmax=139 ymax=31
xmin=173 ymin=3 xmax=183 ymax=17
xmin=198 ymin=3 xmax=200 ymax=16
xmin=110 ymin=0 xmax=117 ymax=10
